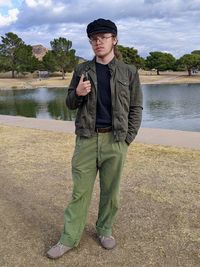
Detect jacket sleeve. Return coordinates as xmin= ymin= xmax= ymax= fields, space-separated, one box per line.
xmin=126 ymin=68 xmax=143 ymax=145
xmin=66 ymin=67 xmax=85 ymax=110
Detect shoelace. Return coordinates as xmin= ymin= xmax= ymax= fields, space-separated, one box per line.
xmin=53 ymin=242 xmax=65 ymax=249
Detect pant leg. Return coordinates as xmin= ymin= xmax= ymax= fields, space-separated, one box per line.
xmin=96 ymin=133 xmax=128 ymax=237
xmin=60 ymin=136 xmax=97 ymax=247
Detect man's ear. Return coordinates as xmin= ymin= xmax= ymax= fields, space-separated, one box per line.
xmin=113 ymin=37 xmax=118 ymax=46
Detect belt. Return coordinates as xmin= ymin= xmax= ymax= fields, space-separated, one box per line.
xmin=95 ymin=126 xmax=112 ymax=133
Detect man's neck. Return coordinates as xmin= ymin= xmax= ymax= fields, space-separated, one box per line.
xmin=96 ymin=52 xmax=115 ymax=65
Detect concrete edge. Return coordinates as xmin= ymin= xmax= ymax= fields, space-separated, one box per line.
xmin=0 ymin=115 xmax=200 ymax=150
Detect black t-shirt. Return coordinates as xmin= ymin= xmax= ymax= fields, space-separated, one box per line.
xmin=95 ymin=62 xmax=112 ymax=128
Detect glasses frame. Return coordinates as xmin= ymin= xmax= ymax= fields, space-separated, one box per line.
xmin=89 ymin=35 xmax=114 ymax=45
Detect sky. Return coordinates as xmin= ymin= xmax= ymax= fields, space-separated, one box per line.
xmin=0 ymin=0 xmax=200 ymax=60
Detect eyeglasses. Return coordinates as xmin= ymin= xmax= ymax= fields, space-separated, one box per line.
xmin=89 ymin=35 xmax=114 ymax=44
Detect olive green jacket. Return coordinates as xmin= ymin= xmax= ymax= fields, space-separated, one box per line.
xmin=66 ymin=57 xmax=143 ymax=145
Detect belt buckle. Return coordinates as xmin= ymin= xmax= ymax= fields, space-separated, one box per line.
xmin=95 ymin=127 xmax=112 ymax=133
xmin=96 ymin=127 xmax=103 ymax=133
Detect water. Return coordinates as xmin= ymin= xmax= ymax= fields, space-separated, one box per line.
xmin=0 ymin=84 xmax=200 ymax=132
xmin=141 ymin=83 xmax=200 ymax=131
xmin=0 ymin=87 xmax=76 ymax=121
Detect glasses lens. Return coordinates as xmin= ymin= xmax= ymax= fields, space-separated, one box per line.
xmin=89 ymin=35 xmax=113 ymax=44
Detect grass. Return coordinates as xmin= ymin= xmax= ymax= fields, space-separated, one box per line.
xmin=0 ymin=71 xmax=200 ymax=90
xmin=0 ymin=125 xmax=200 ymax=267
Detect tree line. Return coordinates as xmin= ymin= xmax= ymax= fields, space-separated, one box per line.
xmin=117 ymin=46 xmax=200 ymax=76
xmin=0 ymin=32 xmax=78 ymax=79
xmin=0 ymin=32 xmax=200 ymax=78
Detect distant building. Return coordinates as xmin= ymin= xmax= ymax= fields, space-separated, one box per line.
xmin=37 ymin=70 xmax=49 ymax=79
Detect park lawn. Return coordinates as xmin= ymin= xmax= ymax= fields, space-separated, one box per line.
xmin=0 ymin=76 xmax=72 ymax=90
xmin=0 ymin=71 xmax=200 ymax=90
xmin=0 ymin=125 xmax=200 ymax=267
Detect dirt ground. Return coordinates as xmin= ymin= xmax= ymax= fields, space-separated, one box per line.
xmin=139 ymin=71 xmax=200 ymax=85
xmin=0 ymin=125 xmax=200 ymax=267
xmin=0 ymin=76 xmax=72 ymax=90
xmin=0 ymin=71 xmax=200 ymax=89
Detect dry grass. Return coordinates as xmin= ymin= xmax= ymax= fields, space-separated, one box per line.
xmin=0 ymin=75 xmax=72 ymax=90
xmin=0 ymin=71 xmax=200 ymax=90
xmin=0 ymin=125 xmax=200 ymax=267
xmin=139 ymin=70 xmax=200 ymax=84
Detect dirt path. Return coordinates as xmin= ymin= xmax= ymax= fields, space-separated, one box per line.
xmin=0 ymin=71 xmax=200 ymax=89
xmin=152 ymin=74 xmax=184 ymax=84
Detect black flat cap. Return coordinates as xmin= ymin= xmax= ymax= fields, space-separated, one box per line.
xmin=87 ymin=18 xmax=117 ymax=37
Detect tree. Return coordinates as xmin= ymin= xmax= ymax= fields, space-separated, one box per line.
xmin=50 ymin=37 xmax=78 ymax=79
xmin=0 ymin=55 xmax=10 ymax=72
xmin=16 ymin=44 xmax=41 ymax=75
xmin=64 ymin=49 xmax=78 ymax=72
xmin=42 ymin=51 xmax=57 ymax=73
xmin=191 ymin=50 xmax=200 ymax=55
xmin=177 ymin=54 xmax=200 ymax=76
xmin=145 ymin=51 xmax=176 ymax=75
xmin=0 ymin=32 xmax=24 ymax=77
xmin=0 ymin=32 xmax=39 ymax=77
xmin=117 ymin=45 xmax=144 ymax=69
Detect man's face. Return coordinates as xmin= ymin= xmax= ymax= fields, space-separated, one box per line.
xmin=89 ymin=33 xmax=117 ymax=58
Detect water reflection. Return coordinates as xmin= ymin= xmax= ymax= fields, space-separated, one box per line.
xmin=0 ymin=88 xmax=76 ymax=121
xmin=142 ymin=83 xmax=200 ymax=131
xmin=0 ymin=84 xmax=200 ymax=132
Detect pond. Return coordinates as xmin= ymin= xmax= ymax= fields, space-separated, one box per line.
xmin=0 ymin=83 xmax=200 ymax=132
xmin=142 ymin=83 xmax=200 ymax=132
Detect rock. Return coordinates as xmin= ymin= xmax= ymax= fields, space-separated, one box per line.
xmin=32 ymin=45 xmax=48 ymax=60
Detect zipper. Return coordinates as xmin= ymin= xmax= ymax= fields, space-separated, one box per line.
xmin=110 ymin=73 xmax=117 ymax=138
xmin=86 ymin=69 xmax=97 ymax=135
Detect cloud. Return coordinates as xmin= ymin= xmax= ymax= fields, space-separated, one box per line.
xmin=15 ymin=0 xmax=200 ymax=27
xmin=1 ymin=0 xmax=200 ymax=58
xmin=25 ymin=0 xmax=52 ymax=8
xmin=0 ymin=8 xmax=19 ymax=27
xmin=0 ymin=0 xmax=12 ymax=7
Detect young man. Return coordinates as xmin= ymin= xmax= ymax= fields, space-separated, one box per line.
xmin=47 ymin=18 xmax=143 ymax=259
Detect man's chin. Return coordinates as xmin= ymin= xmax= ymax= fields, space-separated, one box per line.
xmin=95 ymin=52 xmax=107 ymax=58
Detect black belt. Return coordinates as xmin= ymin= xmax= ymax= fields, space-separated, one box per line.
xmin=95 ymin=126 xmax=112 ymax=133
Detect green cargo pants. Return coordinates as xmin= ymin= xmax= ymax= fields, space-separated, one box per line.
xmin=60 ymin=132 xmax=128 ymax=247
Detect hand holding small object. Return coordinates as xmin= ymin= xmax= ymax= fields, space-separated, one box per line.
xmin=76 ymin=74 xmax=91 ymax=96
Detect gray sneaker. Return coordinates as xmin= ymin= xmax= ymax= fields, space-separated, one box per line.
xmin=98 ymin=235 xmax=116 ymax=250
xmin=47 ymin=241 xmax=73 ymax=259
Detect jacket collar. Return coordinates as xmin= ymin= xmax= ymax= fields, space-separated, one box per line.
xmin=86 ymin=56 xmax=118 ymax=72
xmin=108 ymin=57 xmax=117 ymax=73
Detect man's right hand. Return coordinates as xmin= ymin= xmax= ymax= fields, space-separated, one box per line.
xmin=76 ymin=74 xmax=91 ymax=96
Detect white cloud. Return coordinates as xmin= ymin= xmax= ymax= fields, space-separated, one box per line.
xmin=52 ymin=4 xmax=65 ymax=14
xmin=0 ymin=0 xmax=12 ymax=7
xmin=1 ymin=0 xmax=200 ymax=58
xmin=0 ymin=8 xmax=19 ymax=27
xmin=25 ymin=0 xmax=52 ymax=8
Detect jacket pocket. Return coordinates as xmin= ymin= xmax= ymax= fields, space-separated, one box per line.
xmin=117 ymin=79 xmax=130 ymax=97
xmin=116 ymin=79 xmax=130 ymax=111
xmin=117 ymin=79 xmax=129 ymax=88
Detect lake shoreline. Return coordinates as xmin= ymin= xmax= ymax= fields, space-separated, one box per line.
xmin=0 ymin=71 xmax=200 ymax=90
xmin=1 ymin=83 xmax=200 ymax=133
xmin=1 ymin=114 xmax=200 ymax=149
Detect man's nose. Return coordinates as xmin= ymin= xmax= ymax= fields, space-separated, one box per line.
xmin=96 ymin=38 xmax=101 ymax=44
